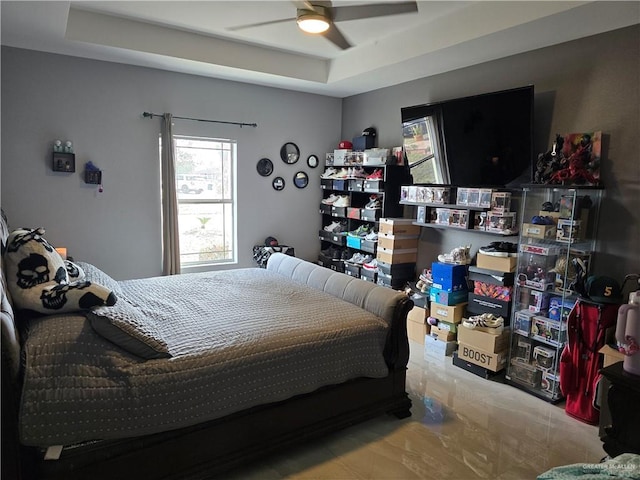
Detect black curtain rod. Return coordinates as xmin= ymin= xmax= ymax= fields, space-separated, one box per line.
xmin=142 ymin=112 xmax=257 ymax=128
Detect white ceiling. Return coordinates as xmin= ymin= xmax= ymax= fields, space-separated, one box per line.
xmin=2 ymin=1 xmax=639 ymax=97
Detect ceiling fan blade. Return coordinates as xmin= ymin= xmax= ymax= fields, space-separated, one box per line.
xmin=333 ymin=2 xmax=418 ymax=22
xmin=228 ymin=17 xmax=295 ymax=32
xmin=323 ymin=24 xmax=351 ymax=50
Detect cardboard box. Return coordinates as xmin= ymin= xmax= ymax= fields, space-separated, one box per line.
xmin=458 ymin=325 xmax=510 ymax=353
xmin=424 ymin=334 xmax=457 ymax=357
xmin=376 ymin=247 xmax=418 ymax=264
xmin=378 ymin=233 xmax=419 ymax=250
xmin=476 ymin=253 xmax=517 ymax=273
xmin=468 ymin=266 xmax=514 ymax=286
xmin=458 ymin=342 xmax=508 ymax=372
xmin=408 ymin=320 xmax=429 ymax=344
xmin=437 ymin=320 xmax=459 ymax=333
xmin=407 ymin=306 xmax=427 ymax=324
xmin=599 ymin=345 xmax=625 ymax=368
xmin=431 ymin=301 xmax=467 ymax=323
xmin=378 ymin=218 xmax=420 ymax=236
xmin=429 ymin=287 xmax=469 ymax=306
xmin=522 ymin=223 xmax=556 ymax=240
xmin=430 ymin=324 xmax=457 ymax=342
xmin=431 ymin=262 xmax=468 ymax=292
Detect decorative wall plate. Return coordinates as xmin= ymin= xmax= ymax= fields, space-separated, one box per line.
xmin=307 ymin=154 xmax=319 ymax=168
xmin=257 ymin=157 xmax=273 ymax=177
xmin=280 ymin=142 xmax=300 ymax=164
xmin=294 ymin=171 xmax=309 ymax=189
xmin=272 ymin=176 xmax=285 ymax=191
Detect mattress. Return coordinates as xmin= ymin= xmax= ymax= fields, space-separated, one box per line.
xmin=19 ymin=266 xmax=392 ymax=447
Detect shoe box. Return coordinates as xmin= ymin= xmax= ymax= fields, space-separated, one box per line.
xmin=457 ymin=324 xmax=510 ymax=353
xmin=466 ymin=294 xmax=512 ymax=322
xmin=522 ymin=223 xmax=556 ymax=240
xmin=348 ymin=179 xmax=364 ymax=192
xmin=376 ymin=272 xmax=408 ymax=289
xmin=360 ymin=267 xmax=377 ymax=283
xmin=476 ymin=252 xmax=517 ymax=273
xmin=431 ymin=262 xmax=468 ymax=292
xmin=318 ymin=230 xmax=347 ymax=245
xmin=363 ymin=179 xmax=384 ymax=193
xmin=457 ymin=342 xmax=508 ymax=372
xmin=452 ymin=351 xmax=503 ymax=380
xmin=431 ymin=301 xmax=467 ymax=324
xmin=347 ymin=207 xmax=361 ymax=220
xmin=344 ymin=263 xmax=361 ymax=278
xmin=378 ymin=218 xmax=420 ymax=236
xmin=360 ymin=209 xmax=380 ymax=222
xmin=468 ymin=266 xmax=514 ymax=286
xmin=429 ymin=287 xmax=468 ymax=306
xmin=377 ymin=260 xmax=415 ymax=277
xmin=430 ymin=324 xmax=456 ymax=342
xmin=377 ymin=246 xmax=417 ymax=265
xmin=359 ymin=239 xmax=377 ymax=254
xmin=317 ymin=254 xmax=345 ymax=273
xmin=377 ymin=233 xmax=419 ymax=250
xmin=424 ymin=334 xmax=457 ymax=359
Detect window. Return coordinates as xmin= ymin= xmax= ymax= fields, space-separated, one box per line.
xmin=166 ymin=135 xmax=237 ymax=266
xmin=402 ymin=112 xmax=449 ymax=185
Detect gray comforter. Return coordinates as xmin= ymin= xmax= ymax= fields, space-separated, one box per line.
xmin=19 ymin=261 xmax=397 ymax=447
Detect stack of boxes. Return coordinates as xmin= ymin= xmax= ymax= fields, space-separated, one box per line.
xmin=454 ymin=266 xmax=515 ymax=377
xmin=472 ymin=191 xmax=519 ymax=235
xmin=424 ymin=262 xmax=468 ymax=359
xmin=376 ymin=218 xmax=420 ymax=289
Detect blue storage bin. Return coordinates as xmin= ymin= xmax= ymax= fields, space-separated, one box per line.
xmin=431 ymin=262 xmax=468 ymax=292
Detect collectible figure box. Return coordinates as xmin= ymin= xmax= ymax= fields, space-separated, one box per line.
xmin=532 ymin=316 xmax=567 ymax=346
xmin=467 ymin=188 xmax=481 ymax=207
xmin=528 ymin=290 xmax=551 ymax=313
xmin=509 ymin=358 xmax=541 ymax=387
xmin=431 ymin=262 xmax=468 ymax=292
xmin=559 ymin=195 xmax=585 ymax=219
xmin=434 ymin=208 xmax=470 ymax=229
xmin=456 ymin=187 xmax=469 ymax=206
xmin=430 ymin=287 xmax=469 ymax=306
xmin=487 ymin=212 xmax=517 ymax=233
xmin=556 ymin=219 xmax=583 ymax=243
xmin=490 ymin=192 xmax=511 ymax=213
xmin=513 ymin=336 xmax=533 ymax=362
xmin=479 ymin=189 xmax=494 ymax=208
xmin=541 ymin=371 xmax=560 ymax=396
xmin=416 ymin=205 xmax=427 ymax=223
xmin=458 ymin=342 xmax=508 ymax=372
xmin=517 ymin=244 xmax=559 ymax=290
xmin=548 ymin=296 xmax=576 ymax=321
xmin=533 ymin=345 xmax=556 ymax=370
xmin=473 ymin=212 xmax=487 ymax=231
xmin=513 ymin=310 xmax=535 ymax=336
xmin=431 ymin=187 xmax=451 ymax=204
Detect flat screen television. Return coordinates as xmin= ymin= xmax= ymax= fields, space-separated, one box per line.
xmin=401 ymin=85 xmax=533 ymax=188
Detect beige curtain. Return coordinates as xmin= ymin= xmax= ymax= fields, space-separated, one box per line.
xmin=161 ymin=113 xmax=181 ymax=275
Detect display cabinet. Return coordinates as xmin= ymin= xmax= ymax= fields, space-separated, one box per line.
xmin=505 ymin=186 xmax=603 ymax=402
xmin=317 ymin=164 xmax=409 ymax=277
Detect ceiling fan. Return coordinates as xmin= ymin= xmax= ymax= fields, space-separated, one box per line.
xmin=228 ymin=1 xmax=419 ymax=50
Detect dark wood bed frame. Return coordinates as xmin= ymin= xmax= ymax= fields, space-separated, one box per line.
xmin=2 ymin=296 xmax=413 ymax=480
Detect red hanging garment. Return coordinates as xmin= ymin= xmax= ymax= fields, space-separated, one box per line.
xmin=560 ymin=299 xmax=619 ymax=425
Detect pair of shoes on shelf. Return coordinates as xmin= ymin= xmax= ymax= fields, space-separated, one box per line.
xmin=347 ymin=167 xmax=367 ymax=179
xmin=362 ymin=258 xmax=378 ymax=271
xmin=321 ymin=246 xmax=346 ymax=260
xmin=323 ymin=221 xmax=347 ymax=233
xmin=345 ymin=253 xmax=373 ymax=265
xmin=364 ymin=230 xmax=378 ymax=242
xmin=364 ymin=195 xmax=381 ymax=210
xmin=321 ymin=194 xmax=340 ymax=205
xmin=462 ymin=313 xmax=504 ymax=333
xmin=332 ymin=195 xmax=350 ymax=207
xmin=438 ymin=245 xmax=472 ymax=265
xmin=366 ymin=169 xmax=383 ymax=180
xmin=320 ymin=167 xmax=337 ymax=179
xmin=348 ymin=225 xmax=370 ymax=238
xmin=531 ymin=215 xmax=555 ymax=225
xmin=479 ymin=241 xmax=517 ymax=257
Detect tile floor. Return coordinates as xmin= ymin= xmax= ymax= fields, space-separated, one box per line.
xmin=226 ymin=340 xmax=605 ymax=479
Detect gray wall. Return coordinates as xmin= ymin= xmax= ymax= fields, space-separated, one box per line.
xmin=1 ymin=47 xmax=341 ymax=280
xmin=342 ymin=25 xmax=640 ymax=284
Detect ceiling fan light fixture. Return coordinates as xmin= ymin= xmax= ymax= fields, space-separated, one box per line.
xmin=297 ymin=12 xmax=330 ymax=34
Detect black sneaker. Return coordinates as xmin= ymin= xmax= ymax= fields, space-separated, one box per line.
xmin=479 ymin=242 xmax=518 ymax=257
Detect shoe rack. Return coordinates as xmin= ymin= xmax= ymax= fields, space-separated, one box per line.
xmin=504 ymin=186 xmax=604 ymax=402
xmin=317 ymin=164 xmax=410 ymax=281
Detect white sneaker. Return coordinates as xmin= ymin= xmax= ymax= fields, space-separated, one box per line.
xmin=363 ymin=258 xmax=378 ymax=271
xmin=333 ymin=168 xmax=349 ymax=179
xmin=364 ymin=195 xmax=381 ymax=209
xmin=333 ymin=195 xmax=350 ymax=207
xmin=321 ymin=167 xmax=337 ymax=179
xmin=438 ymin=245 xmax=471 ymax=265
xmin=346 ymin=252 xmax=365 ymax=264
xmin=323 ymin=221 xmax=340 ymax=232
xmin=321 ymin=194 xmax=339 ymax=205
xmin=352 ymin=167 xmax=367 ymax=178
xmin=364 ymin=231 xmax=378 ymax=242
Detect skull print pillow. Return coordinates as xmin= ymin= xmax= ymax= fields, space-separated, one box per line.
xmin=3 ymin=227 xmax=117 ymax=314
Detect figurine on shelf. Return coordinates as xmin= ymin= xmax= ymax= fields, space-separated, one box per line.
xmin=64 ymin=140 xmax=74 ymax=153
xmin=53 ymin=139 xmax=63 ymax=152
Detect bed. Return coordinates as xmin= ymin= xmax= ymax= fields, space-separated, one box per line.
xmin=1 ymin=221 xmax=413 ymax=480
